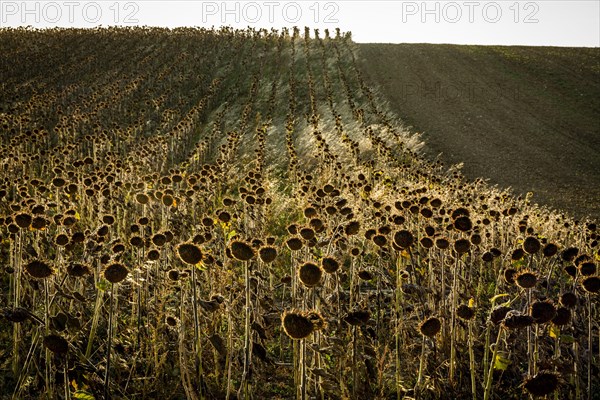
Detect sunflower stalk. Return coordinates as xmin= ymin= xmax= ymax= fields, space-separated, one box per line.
xmin=587 ymin=294 xmax=592 ymax=400
xmin=103 ymin=283 xmax=116 ymax=400
xmin=240 ymin=260 xmax=252 ymax=399
xmin=191 ymin=263 xmax=205 ymax=399
xmin=484 ymin=327 xmax=504 ymax=400
xmin=468 ymin=320 xmax=477 ymax=400
xmin=449 ymin=256 xmax=460 ymax=384
xmin=86 ymin=284 xmax=104 ymax=359
xmin=415 ymin=335 xmax=427 ymax=392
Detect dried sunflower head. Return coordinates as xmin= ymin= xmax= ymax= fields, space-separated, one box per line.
xmin=177 ymin=243 xmax=203 ymax=264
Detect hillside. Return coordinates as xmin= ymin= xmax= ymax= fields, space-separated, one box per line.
xmin=358 ymin=43 xmax=600 ymax=221
xmin=0 ymin=28 xmax=598 ymax=400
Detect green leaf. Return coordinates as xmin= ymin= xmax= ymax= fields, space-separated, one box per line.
xmin=96 ymin=278 xmax=109 ymax=292
xmin=227 ymin=229 xmax=237 ymax=241
xmin=493 ymin=352 xmax=511 ymax=371
xmin=73 ymin=390 xmax=95 ymax=400
xmin=195 ymin=262 xmax=206 ymax=271
xmin=490 ymin=293 xmax=509 ymax=305
xmin=560 ymin=335 xmax=576 ymax=344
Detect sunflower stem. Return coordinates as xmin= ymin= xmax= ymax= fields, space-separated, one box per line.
xmin=300 ymin=338 xmax=307 ymax=400
xmin=587 ymin=294 xmax=592 ymax=400
xmin=86 ymin=283 xmax=104 ymax=359
xmin=449 ymin=256 xmax=460 ymax=384
xmin=44 ymin=279 xmax=53 ymax=399
xmin=484 ymin=327 xmax=504 ymax=400
xmin=468 ymin=320 xmax=477 ymax=400
xmin=103 ymin=283 xmax=115 ymax=400
xmin=415 ymin=334 xmax=427 ymax=393
xmin=191 ymin=261 xmax=205 ymax=399
xmin=240 ymin=260 xmax=252 ymax=399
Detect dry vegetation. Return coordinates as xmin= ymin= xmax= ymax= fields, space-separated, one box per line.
xmin=0 ymin=27 xmax=598 ymax=400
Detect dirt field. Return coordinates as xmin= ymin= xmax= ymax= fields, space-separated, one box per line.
xmin=357 ymin=43 xmax=600 ymax=221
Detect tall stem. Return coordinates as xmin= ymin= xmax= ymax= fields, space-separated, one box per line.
xmin=300 ymin=338 xmax=307 ymax=400
xmin=526 ymin=289 xmax=532 ymax=377
xmin=12 ymin=231 xmax=23 ymax=377
xmin=484 ymin=327 xmax=504 ymax=400
xmin=587 ymin=294 xmax=592 ymax=400
xmin=483 ymin=323 xmax=491 ymax=385
xmin=86 ymin=287 xmax=104 ymax=358
xmin=352 ymin=325 xmax=357 ymax=399
xmin=449 ymin=257 xmax=459 ymax=384
xmin=191 ymin=263 xmax=204 ymax=399
xmin=241 ymin=260 xmax=252 ymax=399
xmin=395 ymin=255 xmax=404 ymax=398
xmin=415 ymin=335 xmax=427 ymax=393
xmin=45 ymin=279 xmax=53 ymax=399
xmin=104 ymin=283 xmax=116 ymax=400
xmin=468 ymin=321 xmax=477 ymax=400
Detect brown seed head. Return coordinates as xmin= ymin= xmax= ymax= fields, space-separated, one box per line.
xmin=177 ymin=243 xmax=203 ymax=264
xmin=579 ymin=262 xmax=596 ymax=276
xmin=490 ymin=306 xmax=512 ymax=325
xmin=393 ymin=230 xmax=414 ymax=249
xmin=419 ymin=317 xmax=441 ymax=337
xmin=136 ymin=193 xmax=150 ymax=205
xmin=345 ymin=221 xmax=360 ymax=236
xmin=561 ymin=247 xmax=579 ymax=262
xmin=147 ymin=249 xmax=160 ymax=261
xmin=453 ymin=216 xmax=472 ymax=232
xmin=456 ymin=304 xmax=475 ymax=320
xmin=504 ymin=268 xmax=517 ymax=284
xmin=286 ymin=237 xmax=303 ymax=251
xmin=542 ymin=243 xmax=558 ymax=257
xmin=298 ymin=262 xmax=322 ymax=287
xmin=420 ymin=237 xmax=434 ymax=249
xmin=454 ymin=238 xmax=471 ymax=254
xmin=152 ymin=233 xmax=167 ymax=247
xmin=55 ymin=234 xmax=69 ymax=246
xmin=321 ymin=257 xmax=340 ymax=273
xmin=503 ymin=310 xmax=534 ymax=329
xmin=24 ymin=259 xmax=54 ymax=279
xmin=14 ymin=213 xmax=32 ymax=228
xmin=344 ymin=310 xmax=371 ymax=325
xmin=67 ymin=263 xmax=90 ymax=277
xmin=373 ymin=234 xmax=387 ymax=247
xmin=104 ymin=263 xmax=128 ymax=283
xmin=515 ymin=270 xmax=537 ymax=289
xmin=559 ymin=292 xmax=578 ymax=308
xmin=358 ymin=270 xmax=373 ymax=280
xmin=523 ymin=371 xmax=559 ymax=397
xmin=582 ymin=276 xmax=600 ymax=293
xmin=552 ymin=307 xmax=571 ymax=326
xmin=530 ymin=300 xmax=556 ymax=324
xmin=300 ymin=227 xmax=315 ymax=241
xmin=259 ymin=246 xmax=277 ymax=263
xmin=521 ymin=236 xmax=541 ymax=255
xmin=282 ymin=310 xmax=323 ymax=339
xmin=43 ymin=334 xmax=69 ymax=354
xmin=167 ymin=269 xmax=180 ymax=281
xmin=230 ymin=240 xmax=255 ymax=261
xmin=436 ymin=238 xmax=450 ymax=250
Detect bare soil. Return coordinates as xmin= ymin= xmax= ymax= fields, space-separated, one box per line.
xmin=357 ymin=43 xmax=600 ymax=221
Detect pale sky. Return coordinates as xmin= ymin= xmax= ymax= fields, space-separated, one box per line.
xmin=1 ymin=1 xmax=598 ymax=47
